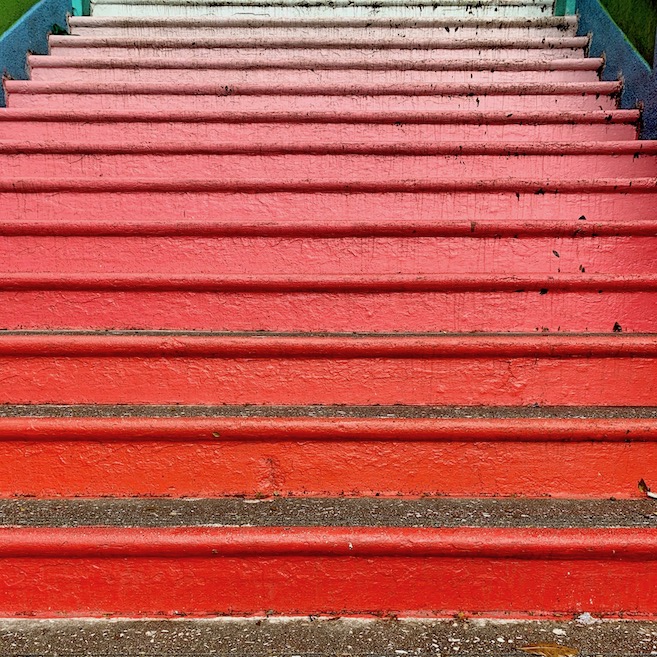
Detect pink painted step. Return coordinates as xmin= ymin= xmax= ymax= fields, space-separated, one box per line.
xmin=51 ymin=34 xmax=590 ymax=51
xmin=1 ymin=282 xmax=655 ymax=332
xmin=2 ymin=152 xmax=655 ymax=180
xmin=10 ymin=72 xmax=618 ymax=114
xmin=47 ymin=46 xmax=587 ymax=62
xmin=1 ymin=189 xmax=653 ymax=227
xmin=0 ymin=334 xmax=655 ymax=406
xmin=6 ymin=87 xmax=618 ymax=112
xmin=50 ymin=38 xmax=584 ymax=61
xmin=3 ymin=288 xmax=657 ymax=332
xmin=27 ymin=56 xmax=603 ymax=84
xmin=1 ymin=230 xmax=656 ymax=331
xmin=0 ymin=110 xmax=638 ymax=142
xmin=5 ymin=235 xmax=653 ymax=276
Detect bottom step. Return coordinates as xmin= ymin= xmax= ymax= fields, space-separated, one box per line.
xmin=1 ymin=498 xmax=656 ymax=618
xmin=0 ymin=617 xmax=656 ymax=656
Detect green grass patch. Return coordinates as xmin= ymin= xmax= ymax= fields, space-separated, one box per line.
xmin=601 ymin=0 xmax=657 ymax=64
xmin=0 ymin=0 xmax=42 ymax=35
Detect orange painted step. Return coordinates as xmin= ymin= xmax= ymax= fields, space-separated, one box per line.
xmin=1 ymin=333 xmax=656 ymax=406
xmin=0 ymin=408 xmax=655 ymax=498
xmin=0 ymin=523 xmax=656 ymax=616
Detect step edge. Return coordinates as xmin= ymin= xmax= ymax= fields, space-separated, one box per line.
xmin=0 ymin=414 xmax=656 ymax=442
xmin=1 ymin=526 xmax=656 ymax=559
xmin=0 ymin=332 xmax=656 ymax=358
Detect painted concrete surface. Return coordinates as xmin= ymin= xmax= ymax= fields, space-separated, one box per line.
xmin=0 ymin=0 xmax=70 ymax=106
xmin=90 ymin=1 xmax=555 ymax=19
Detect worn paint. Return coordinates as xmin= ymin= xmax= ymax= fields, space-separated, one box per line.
xmin=0 ymin=334 xmax=656 ymax=405
xmin=2 ymin=526 xmax=657 ymax=616
xmin=0 ymin=416 xmax=656 ymax=498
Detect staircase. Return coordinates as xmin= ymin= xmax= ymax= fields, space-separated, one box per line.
xmin=1 ymin=0 xmax=657 ymax=649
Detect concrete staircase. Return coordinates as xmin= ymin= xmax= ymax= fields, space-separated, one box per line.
xmin=0 ymin=0 xmax=657 ymax=646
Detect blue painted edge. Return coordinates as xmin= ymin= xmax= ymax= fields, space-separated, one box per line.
xmin=577 ymin=0 xmax=657 ymax=139
xmin=0 ymin=0 xmax=71 ymax=107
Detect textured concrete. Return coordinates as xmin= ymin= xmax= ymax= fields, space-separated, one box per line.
xmin=0 ymin=617 xmax=656 ymax=655
xmin=1 ymin=497 xmax=657 ymax=528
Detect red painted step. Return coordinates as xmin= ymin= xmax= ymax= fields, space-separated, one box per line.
xmin=0 ymin=333 xmax=656 ymax=406
xmin=1 ymin=188 xmax=653 ymax=229
xmin=1 ymin=525 xmax=656 ymax=617
xmin=0 ymin=409 xmax=655 ymax=498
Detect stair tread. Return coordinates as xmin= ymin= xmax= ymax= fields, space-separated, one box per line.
xmin=0 ymin=617 xmax=655 ymax=657
xmin=2 ymin=497 xmax=657 ymax=528
xmin=3 ymin=404 xmax=657 ymax=418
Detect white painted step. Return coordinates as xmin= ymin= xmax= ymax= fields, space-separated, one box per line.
xmin=69 ymin=23 xmax=579 ymax=40
xmin=48 ymin=45 xmax=586 ymax=62
xmin=91 ymin=0 xmax=554 ymax=18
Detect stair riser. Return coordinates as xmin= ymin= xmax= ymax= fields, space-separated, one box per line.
xmin=0 ymin=122 xmax=637 ymax=142
xmin=1 ymin=191 xmax=652 ymax=224
xmin=90 ymin=5 xmax=555 ymax=18
xmin=3 ymin=290 xmax=655 ymax=332
xmin=0 ymin=354 xmax=655 ymax=405
xmin=4 ymin=236 xmax=652 ymax=274
xmin=48 ymin=47 xmax=586 ymax=61
xmin=8 ymin=93 xmax=616 ymax=112
xmin=28 ymin=68 xmax=601 ymax=84
xmin=1 ymin=527 xmax=656 ymax=617
xmin=3 ymin=154 xmax=654 ymax=179
xmin=1 ymin=436 xmax=655 ymax=498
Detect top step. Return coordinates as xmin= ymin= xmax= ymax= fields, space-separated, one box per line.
xmin=90 ymin=0 xmax=555 ymax=18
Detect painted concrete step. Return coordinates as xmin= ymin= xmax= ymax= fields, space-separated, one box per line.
xmin=2 ymin=277 xmax=656 ymax=331
xmin=0 ymin=332 xmax=656 ymax=406
xmin=68 ymin=16 xmax=580 ymax=39
xmin=1 ymin=186 xmax=653 ymax=232
xmin=51 ymin=34 xmax=590 ymax=50
xmin=6 ymin=91 xmax=618 ymax=112
xmin=0 ymin=109 xmax=638 ymax=142
xmin=6 ymin=82 xmax=619 ymax=111
xmin=27 ymin=55 xmax=603 ymax=84
xmin=1 ymin=211 xmax=656 ymax=238
xmin=2 ymin=150 xmax=655 ymax=180
xmin=1 ymin=617 xmax=656 ymax=656
xmin=2 ymin=190 xmax=655 ymax=332
xmin=0 ymin=498 xmax=656 ymax=616
xmin=90 ymin=0 xmax=555 ymax=19
xmin=0 ymin=407 xmax=656 ymax=497
xmin=69 ymin=14 xmax=579 ymax=29
xmin=47 ymin=44 xmax=587 ymax=62
xmin=3 ymin=231 xmax=654 ymax=275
